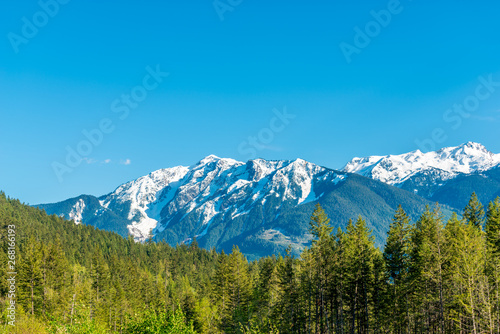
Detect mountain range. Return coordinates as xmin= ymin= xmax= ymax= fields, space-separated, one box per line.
xmin=343 ymin=141 xmax=500 ymax=209
xmin=37 ymin=142 xmax=500 ymax=259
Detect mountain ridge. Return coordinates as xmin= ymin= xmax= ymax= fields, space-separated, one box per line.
xmin=343 ymin=142 xmax=500 ymax=184
xmin=37 ymin=155 xmax=444 ymax=258
xmin=38 ymin=142 xmax=500 ymax=258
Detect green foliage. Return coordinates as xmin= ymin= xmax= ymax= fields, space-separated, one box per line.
xmin=486 ymin=197 xmax=500 ymax=254
xmin=463 ymin=191 xmax=485 ymax=228
xmin=309 ymin=203 xmax=333 ymax=241
xmin=1 ymin=191 xmax=500 ymax=333
xmin=125 ymin=308 xmax=195 ymax=334
xmin=383 ymin=205 xmax=412 ymax=332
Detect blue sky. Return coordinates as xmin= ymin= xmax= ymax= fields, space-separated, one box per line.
xmin=1 ymin=0 xmax=500 ymax=204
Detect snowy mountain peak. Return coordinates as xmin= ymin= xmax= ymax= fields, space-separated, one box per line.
xmin=437 ymin=141 xmax=489 ymax=157
xmin=65 ymin=156 xmax=346 ymax=242
xmin=462 ymin=141 xmax=487 ymax=151
xmin=342 ymin=142 xmax=500 ymax=186
xmin=195 ymin=155 xmax=243 ymax=168
xmin=197 ymin=154 xmax=221 ymax=165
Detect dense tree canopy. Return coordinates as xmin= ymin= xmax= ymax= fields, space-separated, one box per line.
xmin=1 ymin=191 xmax=500 ymax=333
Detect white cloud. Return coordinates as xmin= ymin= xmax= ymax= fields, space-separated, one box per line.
xmin=82 ymin=158 xmax=131 ymax=165
xmin=83 ymin=157 xmax=97 ymax=164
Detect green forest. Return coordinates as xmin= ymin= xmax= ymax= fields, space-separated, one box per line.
xmin=1 ymin=191 xmax=500 ymax=334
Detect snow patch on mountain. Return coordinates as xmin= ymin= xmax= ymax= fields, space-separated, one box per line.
xmin=67 ymin=199 xmax=85 ymax=224
xmin=342 ymin=142 xmax=500 ymax=186
xmin=101 ymin=166 xmax=190 ymax=241
xmin=47 ymin=155 xmax=349 ymax=243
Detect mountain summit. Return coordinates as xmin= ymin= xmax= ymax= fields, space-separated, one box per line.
xmin=343 ymin=142 xmax=500 ymax=185
xmin=342 ymin=142 xmax=500 ymax=205
xmin=38 ymin=155 xmax=435 ymax=258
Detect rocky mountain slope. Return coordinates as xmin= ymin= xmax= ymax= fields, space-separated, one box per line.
xmin=38 ymin=156 xmax=437 ymax=259
xmin=342 ymin=142 xmax=500 ymax=208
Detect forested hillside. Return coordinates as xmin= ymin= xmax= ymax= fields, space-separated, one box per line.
xmin=1 ymin=191 xmax=500 ymax=333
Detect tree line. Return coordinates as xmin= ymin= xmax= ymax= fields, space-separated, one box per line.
xmin=1 ymin=191 xmax=500 ymax=333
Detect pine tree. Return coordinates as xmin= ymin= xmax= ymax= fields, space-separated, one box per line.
xmin=275 ymin=248 xmax=303 ymax=333
xmin=43 ymin=240 xmax=71 ymax=317
xmin=344 ymin=216 xmax=378 ymax=334
xmin=89 ymin=247 xmax=110 ymax=323
xmin=464 ymin=192 xmax=485 ymax=229
xmin=383 ymin=205 xmax=412 ymax=333
xmin=448 ymin=215 xmax=493 ymax=333
xmin=330 ymin=228 xmax=347 ymax=334
xmin=443 ymin=212 xmax=465 ymax=332
xmin=299 ymin=248 xmax=316 ymax=334
xmin=308 ymin=203 xmax=334 ymax=333
xmin=410 ymin=205 xmax=446 ymax=333
xmin=253 ymin=256 xmax=278 ymax=329
xmin=213 ymin=250 xmax=230 ymax=330
xmin=310 ymin=203 xmax=333 ymax=242
xmin=18 ymin=237 xmax=44 ymax=316
xmin=214 ymin=247 xmax=251 ymax=333
xmin=486 ymin=197 xmax=500 ymax=254
xmin=485 ymin=198 xmax=500 ymax=332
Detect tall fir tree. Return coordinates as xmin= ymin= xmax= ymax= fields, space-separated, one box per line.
xmin=383 ymin=205 xmax=413 ymax=333
xmin=485 ymin=197 xmax=500 ymax=333
xmin=486 ymin=197 xmax=500 ymax=254
xmin=344 ymin=216 xmax=379 ymax=334
xmin=410 ymin=205 xmax=447 ymax=333
xmin=464 ymin=192 xmax=485 ymax=229
xmin=309 ymin=203 xmax=334 ymax=334
xmin=18 ymin=237 xmax=44 ymax=316
xmin=275 ymin=248 xmax=304 ymax=334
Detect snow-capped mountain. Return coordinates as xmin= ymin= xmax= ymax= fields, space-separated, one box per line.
xmin=38 ymin=155 xmax=435 ymax=258
xmin=100 ymin=155 xmax=341 ymax=242
xmin=41 ymin=156 xmax=344 ymax=241
xmin=37 ymin=143 xmax=500 ymax=258
xmin=342 ymin=142 xmax=500 ymax=200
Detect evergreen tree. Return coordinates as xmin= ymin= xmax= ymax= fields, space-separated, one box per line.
xmin=344 ymin=216 xmax=379 ymax=334
xmin=4 ymin=189 xmax=500 ymax=333
xmin=464 ymin=192 xmax=485 ymax=229
xmin=214 ymin=247 xmax=251 ymax=333
xmin=330 ymin=227 xmax=347 ymax=334
xmin=309 ymin=203 xmax=334 ymax=333
xmin=443 ymin=212 xmax=465 ymax=332
xmin=253 ymin=255 xmax=278 ymax=330
xmin=227 ymin=246 xmax=252 ymax=332
xmin=383 ymin=205 xmax=412 ymax=333
xmin=43 ymin=240 xmax=71 ymax=317
xmin=90 ymin=247 xmax=110 ymax=323
xmin=213 ymin=250 xmax=230 ymax=330
xmin=486 ymin=197 xmax=500 ymax=254
xmin=310 ymin=203 xmax=333 ymax=241
xmin=447 ymin=214 xmax=493 ymax=333
xmin=18 ymin=237 xmax=44 ymax=316
xmin=275 ymin=248 xmax=303 ymax=333
xmin=410 ymin=205 xmax=446 ymax=333
xmin=485 ymin=198 xmax=500 ymax=333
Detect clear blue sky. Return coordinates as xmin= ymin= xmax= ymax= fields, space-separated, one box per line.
xmin=1 ymin=0 xmax=500 ymax=204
